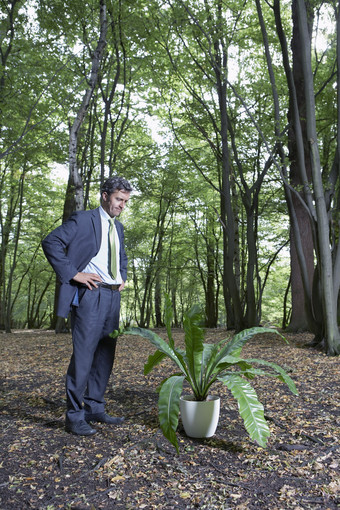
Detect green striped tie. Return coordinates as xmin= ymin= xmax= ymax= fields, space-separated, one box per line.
xmin=109 ymin=217 xmax=117 ymax=279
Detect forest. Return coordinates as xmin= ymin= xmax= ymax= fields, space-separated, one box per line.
xmin=1 ymin=0 xmax=340 ymax=355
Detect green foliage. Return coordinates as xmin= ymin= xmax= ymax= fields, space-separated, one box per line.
xmin=124 ymin=295 xmax=298 ymax=452
xmin=223 ymin=375 xmax=270 ymax=449
xmin=1 ymin=0 xmax=339 ymax=348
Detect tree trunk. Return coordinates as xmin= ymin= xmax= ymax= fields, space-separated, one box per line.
xmin=217 ymin=77 xmax=244 ymax=331
xmin=295 ymin=0 xmax=340 ymax=354
xmin=205 ymin=213 xmax=218 ymax=328
xmin=154 ymin=271 xmax=163 ymax=327
xmin=271 ymin=0 xmax=321 ymax=335
xmin=154 ymin=236 xmax=164 ymax=327
xmin=66 ymin=0 xmax=107 ymax=217
xmin=287 ymin=0 xmax=315 ymax=332
xmin=54 ymin=0 xmax=107 ymax=332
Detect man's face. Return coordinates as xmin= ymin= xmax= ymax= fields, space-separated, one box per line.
xmin=102 ymin=189 xmax=130 ymax=218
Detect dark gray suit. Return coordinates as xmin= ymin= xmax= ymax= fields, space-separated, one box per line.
xmin=42 ymin=207 xmax=128 ymax=422
xmin=42 ymin=207 xmax=127 ymax=318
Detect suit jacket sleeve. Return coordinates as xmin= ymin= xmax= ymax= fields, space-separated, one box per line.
xmin=116 ymin=219 xmax=128 ymax=281
xmin=42 ymin=209 xmax=101 ymax=284
xmin=42 ymin=213 xmax=83 ymax=283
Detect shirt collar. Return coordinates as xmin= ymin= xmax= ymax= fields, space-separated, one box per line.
xmin=99 ymin=206 xmax=111 ymax=221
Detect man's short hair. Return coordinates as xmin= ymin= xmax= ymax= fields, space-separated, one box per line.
xmin=101 ymin=176 xmax=133 ymax=195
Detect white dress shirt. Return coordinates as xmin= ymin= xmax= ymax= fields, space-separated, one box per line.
xmin=82 ymin=206 xmax=122 ymax=284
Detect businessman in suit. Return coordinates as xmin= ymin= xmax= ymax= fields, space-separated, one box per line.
xmin=42 ymin=176 xmax=132 ymax=436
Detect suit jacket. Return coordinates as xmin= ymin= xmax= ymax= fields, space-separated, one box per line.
xmin=42 ymin=207 xmax=128 ymax=318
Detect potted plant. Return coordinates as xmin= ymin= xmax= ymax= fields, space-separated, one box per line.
xmin=124 ymin=296 xmax=298 ymax=452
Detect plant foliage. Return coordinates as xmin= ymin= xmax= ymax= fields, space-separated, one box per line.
xmin=124 ymin=295 xmax=298 ymax=452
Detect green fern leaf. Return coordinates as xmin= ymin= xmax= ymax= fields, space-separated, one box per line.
xmin=158 ymin=375 xmax=185 ymax=453
xmin=221 ymin=374 xmax=270 ymax=448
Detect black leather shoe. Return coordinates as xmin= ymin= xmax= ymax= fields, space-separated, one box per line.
xmin=85 ymin=412 xmax=125 ymax=425
xmin=65 ymin=419 xmax=97 ymax=436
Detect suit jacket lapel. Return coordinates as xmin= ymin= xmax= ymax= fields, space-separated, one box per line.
xmin=115 ymin=219 xmax=123 ymax=242
xmin=91 ymin=208 xmax=102 ymax=252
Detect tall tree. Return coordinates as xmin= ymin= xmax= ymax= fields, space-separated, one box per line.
xmin=0 ymin=0 xmax=69 ymax=330
xmin=257 ymin=0 xmax=340 ymax=354
xmin=145 ymin=0 xmax=282 ymax=330
xmin=64 ymin=0 xmax=107 ymax=217
xmin=286 ymin=0 xmax=315 ymax=332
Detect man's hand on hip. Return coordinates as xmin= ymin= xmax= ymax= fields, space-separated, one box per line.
xmin=73 ymin=272 xmax=102 ymax=289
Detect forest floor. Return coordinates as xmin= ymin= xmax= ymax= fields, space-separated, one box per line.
xmin=0 ymin=328 xmax=339 ymax=510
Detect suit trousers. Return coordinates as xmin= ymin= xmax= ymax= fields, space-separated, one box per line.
xmin=66 ymin=286 xmax=121 ymax=423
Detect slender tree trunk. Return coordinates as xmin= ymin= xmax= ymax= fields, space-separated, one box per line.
xmin=53 ymin=0 xmax=108 ymax=331
xmin=0 ymin=0 xmax=21 ymax=331
xmin=204 ymin=212 xmax=218 ymax=327
xmin=154 ymin=271 xmax=163 ymax=327
xmin=4 ymin=170 xmax=25 ymax=332
xmin=245 ymin=202 xmax=260 ymax=326
xmin=139 ymin=197 xmax=169 ymax=327
xmin=154 ymin=235 xmax=164 ymax=327
xmin=65 ymin=0 xmax=107 ymax=217
xmin=217 ymin=78 xmax=244 ymax=331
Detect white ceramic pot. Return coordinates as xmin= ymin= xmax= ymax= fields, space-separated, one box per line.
xmin=180 ymin=395 xmax=220 ymax=438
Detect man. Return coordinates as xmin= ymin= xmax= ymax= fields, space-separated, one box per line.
xmin=42 ymin=176 xmax=132 ymax=436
